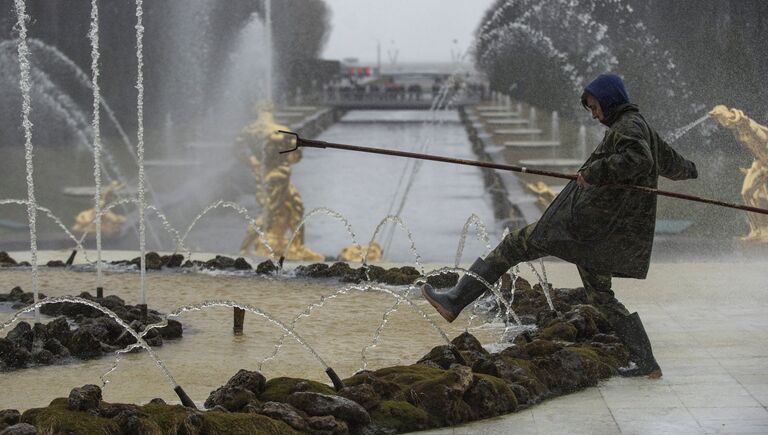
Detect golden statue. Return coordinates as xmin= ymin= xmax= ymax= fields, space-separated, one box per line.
xmin=338 ymin=241 xmax=383 ymax=263
xmin=71 ymin=180 xmax=127 ymax=236
xmin=237 ymin=101 xmax=324 ymax=261
xmin=710 ymin=105 xmax=768 ymax=242
xmin=525 ymin=181 xmax=557 ymax=210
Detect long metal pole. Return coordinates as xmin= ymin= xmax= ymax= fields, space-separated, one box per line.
xmin=279 ymin=131 xmax=768 ymax=216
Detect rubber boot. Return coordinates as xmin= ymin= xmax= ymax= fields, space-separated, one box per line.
xmin=421 ymin=257 xmax=501 ymax=323
xmin=613 ymin=312 xmax=662 ymax=378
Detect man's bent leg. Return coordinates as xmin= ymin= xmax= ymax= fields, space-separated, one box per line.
xmin=484 ymin=223 xmax=548 ymax=276
xmin=578 ymin=266 xmax=661 ymax=378
xmin=422 ymin=223 xmax=545 ymax=322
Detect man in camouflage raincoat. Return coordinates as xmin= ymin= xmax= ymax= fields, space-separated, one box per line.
xmin=423 ymin=74 xmax=698 ymax=378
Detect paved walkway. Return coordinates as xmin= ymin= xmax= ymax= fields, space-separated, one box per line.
xmin=412 ymin=258 xmax=768 ymax=434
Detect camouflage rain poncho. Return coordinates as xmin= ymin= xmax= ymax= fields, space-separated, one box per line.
xmin=528 ymin=100 xmax=697 ymax=279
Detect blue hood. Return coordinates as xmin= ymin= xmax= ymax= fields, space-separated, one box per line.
xmin=584 ymin=74 xmax=630 ymax=117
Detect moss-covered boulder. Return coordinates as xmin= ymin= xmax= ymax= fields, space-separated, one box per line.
xmin=369 ymin=400 xmax=429 ymax=433
xmin=260 ymin=377 xmax=335 ymax=403
xmin=20 ymin=396 xmax=299 ymax=435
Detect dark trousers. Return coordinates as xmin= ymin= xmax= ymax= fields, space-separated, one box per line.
xmin=484 ymin=223 xmax=630 ymax=324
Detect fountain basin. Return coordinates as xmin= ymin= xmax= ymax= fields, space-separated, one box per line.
xmin=0 ymin=255 xmax=504 ymax=411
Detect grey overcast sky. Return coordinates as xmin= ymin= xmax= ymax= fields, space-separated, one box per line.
xmin=321 ymin=0 xmax=498 ymax=63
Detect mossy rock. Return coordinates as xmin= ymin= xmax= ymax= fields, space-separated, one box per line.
xmin=464 ymin=374 xmax=518 ymax=419
xmin=344 ymin=364 xmax=447 ymax=397
xmin=345 ymin=364 xmax=476 ymax=425
xmin=522 ymin=339 xmax=563 ymax=358
xmin=202 ymin=410 xmax=299 ymax=434
xmin=539 ymin=321 xmax=578 ymax=342
xmin=260 ymin=377 xmax=335 ymax=403
xmin=409 ymin=366 xmax=474 ymax=425
xmin=564 ymin=345 xmax=623 ymax=378
xmin=21 ymin=398 xmax=119 ymax=434
xmin=369 ymin=400 xmax=430 ymax=432
xmin=21 ymin=398 xmax=298 ymax=435
xmin=139 ymin=403 xmax=199 ymax=432
xmin=379 ymin=269 xmax=418 ymax=286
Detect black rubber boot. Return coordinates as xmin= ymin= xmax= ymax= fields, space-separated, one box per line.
xmin=421 ymin=257 xmax=501 ymax=323
xmin=613 ymin=312 xmax=663 ymax=378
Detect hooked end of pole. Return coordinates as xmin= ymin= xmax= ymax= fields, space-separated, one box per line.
xmin=278 ymin=130 xmax=301 ymax=154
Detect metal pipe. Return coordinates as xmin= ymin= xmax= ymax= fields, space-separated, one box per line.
xmin=325 ymin=367 xmax=345 ymax=391
xmin=174 ymin=385 xmax=197 ymax=409
xmin=279 ymin=130 xmax=768 ymax=216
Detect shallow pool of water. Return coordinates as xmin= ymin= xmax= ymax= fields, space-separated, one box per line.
xmin=0 ymin=267 xmax=506 ymax=410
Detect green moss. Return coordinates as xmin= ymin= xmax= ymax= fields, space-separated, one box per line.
xmin=474 ymin=373 xmax=517 ymax=400
xmin=21 ymin=399 xmax=120 ymax=435
xmin=467 ymin=374 xmax=519 ymax=417
xmin=564 ymin=345 xmax=599 ymax=361
xmin=523 ymin=339 xmax=562 ymax=357
xmin=540 ymin=322 xmax=578 ymax=341
xmin=564 ymin=346 xmax=616 ymax=378
xmin=140 ymin=403 xmax=195 ymax=433
xmin=506 ymin=357 xmax=536 ymax=374
xmin=370 ymin=400 xmax=430 ymax=432
xmin=203 ymin=411 xmax=298 ymax=435
xmin=345 ymin=364 xmax=446 ymax=392
xmin=21 ymin=398 xmax=298 ymax=435
xmin=260 ymin=377 xmax=335 ymax=403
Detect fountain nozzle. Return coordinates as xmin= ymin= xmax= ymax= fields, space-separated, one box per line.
xmin=174 ymin=385 xmax=198 ymax=409
xmin=325 ymin=367 xmax=345 ymax=391
xmin=65 ymin=249 xmax=77 ymax=266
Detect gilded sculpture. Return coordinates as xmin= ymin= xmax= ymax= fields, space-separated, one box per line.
xmin=237 ymin=101 xmax=324 ymax=261
xmin=710 ymin=105 xmax=768 ymax=242
xmin=71 ymin=180 xmax=127 ymax=237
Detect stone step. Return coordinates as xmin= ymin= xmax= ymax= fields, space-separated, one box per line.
xmin=503 ymin=140 xmax=562 ymax=147
xmin=479 ymin=111 xmax=521 ymax=117
xmin=495 ymin=128 xmax=543 ymax=135
xmin=486 ymin=119 xmax=530 ymax=125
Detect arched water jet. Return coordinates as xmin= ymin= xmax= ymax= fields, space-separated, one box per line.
xmin=418 ymin=267 xmax=521 ymax=327
xmin=363 ymin=215 xmax=424 ymax=274
xmin=177 ymin=200 xmax=276 ymax=263
xmin=109 ymin=299 xmax=344 ymax=391
xmin=256 ymin=282 xmax=453 ymax=372
xmin=74 ymin=197 xmax=189 ymax=261
xmin=281 ymin=207 xmax=360 ymax=269
xmin=0 ymin=39 xmax=136 ymax=159
xmin=360 ymin=299 xmax=402 ymax=371
xmin=523 ymin=260 xmax=555 ymax=313
xmin=454 ymin=214 xmax=492 ymax=267
xmin=0 ymin=199 xmax=91 ymax=262
xmin=0 ymin=296 xmax=195 ymax=407
xmin=478 ymin=22 xmax=585 ymax=95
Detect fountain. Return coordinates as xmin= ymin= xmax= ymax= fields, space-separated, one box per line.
xmin=709 ymin=105 xmax=768 ymax=242
xmin=235 ymin=101 xmax=323 ymax=262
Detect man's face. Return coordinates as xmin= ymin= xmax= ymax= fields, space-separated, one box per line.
xmin=585 ymin=93 xmax=604 ymax=122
